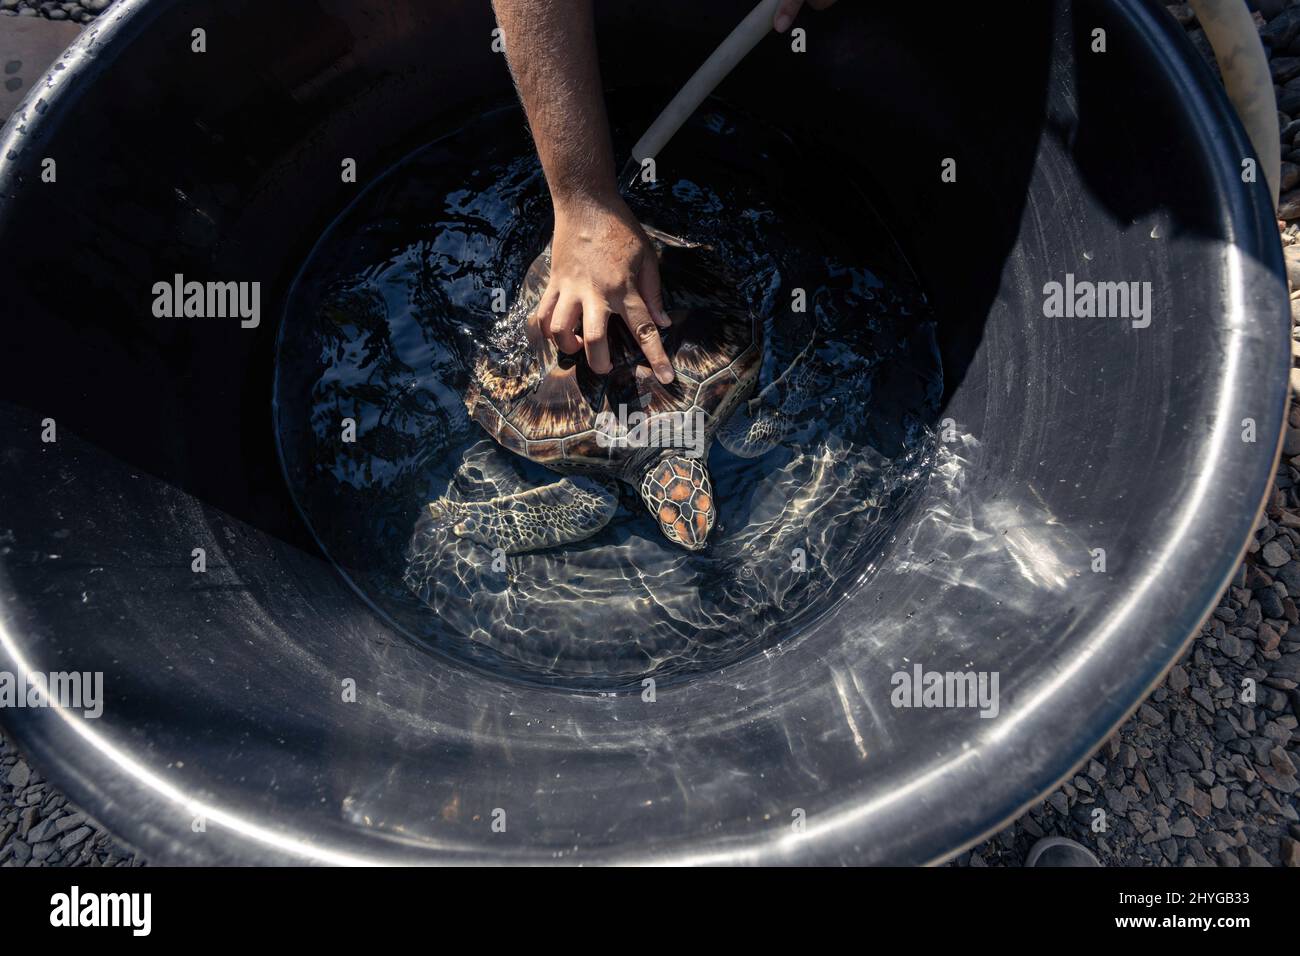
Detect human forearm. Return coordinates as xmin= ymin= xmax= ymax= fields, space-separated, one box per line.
xmin=491 ymin=0 xmax=619 ymax=210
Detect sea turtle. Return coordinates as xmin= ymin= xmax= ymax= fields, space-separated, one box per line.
xmin=426 ymin=226 xmax=792 ymax=554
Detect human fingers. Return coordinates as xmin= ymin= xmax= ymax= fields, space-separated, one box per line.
xmin=622 ymin=293 xmax=674 ymax=385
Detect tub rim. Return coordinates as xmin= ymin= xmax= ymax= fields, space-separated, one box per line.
xmin=0 ymin=0 xmax=1289 ymax=866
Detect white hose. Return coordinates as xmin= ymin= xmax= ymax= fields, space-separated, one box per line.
xmin=630 ymin=0 xmax=782 ymax=166
xmin=1188 ymin=0 xmax=1281 ymax=207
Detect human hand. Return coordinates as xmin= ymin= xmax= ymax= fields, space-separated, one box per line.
xmin=773 ymin=0 xmax=837 ymax=34
xmin=535 ymin=194 xmax=675 ymax=384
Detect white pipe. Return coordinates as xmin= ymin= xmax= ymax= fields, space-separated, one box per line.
xmin=630 ymin=0 xmax=782 ymax=166
xmin=1188 ymin=0 xmax=1281 ymax=208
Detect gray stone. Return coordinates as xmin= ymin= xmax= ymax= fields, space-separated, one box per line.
xmin=1272 ymin=652 xmax=1300 ymax=683
xmin=1274 ymin=56 xmax=1300 ymax=85
xmin=1257 ymin=765 xmax=1299 ymax=794
xmin=1104 ymin=787 xmax=1127 ymax=814
xmin=1259 ymin=588 xmax=1286 ymax=619
xmin=1283 ymin=836 xmax=1300 ymax=867
xmin=1213 ymin=717 xmax=1239 ymax=742
xmin=1167 ymin=664 xmax=1189 ymax=693
xmin=1243 ymin=601 xmax=1263 ymax=627
xmin=53 ymin=811 xmax=85 ymax=834
xmin=25 ymin=816 xmax=58 ymax=844
xmin=1264 ymin=8 xmax=1300 ymax=50
xmin=1169 ymin=740 xmax=1202 ymax=771
xmin=1272 ymin=746 xmax=1297 ymax=776
xmin=5 ymin=761 xmax=30 ymax=789
xmin=1240 ymin=846 xmax=1271 ymax=866
xmin=57 ymin=826 xmax=90 ymax=851
xmin=1259 ymin=0 xmax=1290 ymax=21
xmin=1259 ymin=621 xmax=1283 ymax=652
xmin=1264 ymin=540 xmax=1292 ymax=567
xmin=1276 ymin=560 xmax=1300 ymax=594
xmin=16 ymin=805 xmax=36 ymax=839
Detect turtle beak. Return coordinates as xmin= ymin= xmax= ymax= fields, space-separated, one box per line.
xmin=640 ymin=456 xmax=716 ymax=551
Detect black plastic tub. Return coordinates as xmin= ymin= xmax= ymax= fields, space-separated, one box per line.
xmin=0 ymin=0 xmax=1288 ymax=864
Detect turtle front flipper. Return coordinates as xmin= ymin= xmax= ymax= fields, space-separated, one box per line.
xmin=717 ymin=335 xmax=818 ymax=458
xmin=717 ymin=404 xmax=786 ymax=459
xmin=426 ymin=475 xmax=619 ymax=555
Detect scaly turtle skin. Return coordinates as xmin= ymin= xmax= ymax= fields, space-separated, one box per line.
xmin=430 ymin=226 xmax=782 ymax=554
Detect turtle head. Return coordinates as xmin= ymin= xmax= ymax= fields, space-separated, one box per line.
xmin=639 ymin=455 xmax=715 ymax=551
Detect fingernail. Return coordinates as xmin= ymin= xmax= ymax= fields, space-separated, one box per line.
xmin=657 ymin=368 xmax=674 ymax=385
xmin=654 ymin=309 xmax=671 ymax=328
xmin=774 ymin=13 xmax=792 ymax=32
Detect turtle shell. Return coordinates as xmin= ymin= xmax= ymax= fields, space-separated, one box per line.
xmin=465 ymin=228 xmax=760 ymax=480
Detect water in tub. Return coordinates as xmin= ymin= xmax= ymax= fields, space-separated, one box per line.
xmin=273 ymin=97 xmax=944 ymax=688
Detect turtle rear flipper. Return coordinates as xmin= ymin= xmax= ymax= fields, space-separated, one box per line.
xmin=427 ymin=475 xmax=619 ymax=555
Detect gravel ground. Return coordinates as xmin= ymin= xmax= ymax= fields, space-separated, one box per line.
xmin=1 ymin=0 xmax=1299 ymax=868
xmin=0 ymin=0 xmax=113 ymax=23
xmin=0 ymin=734 xmax=140 ymax=866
